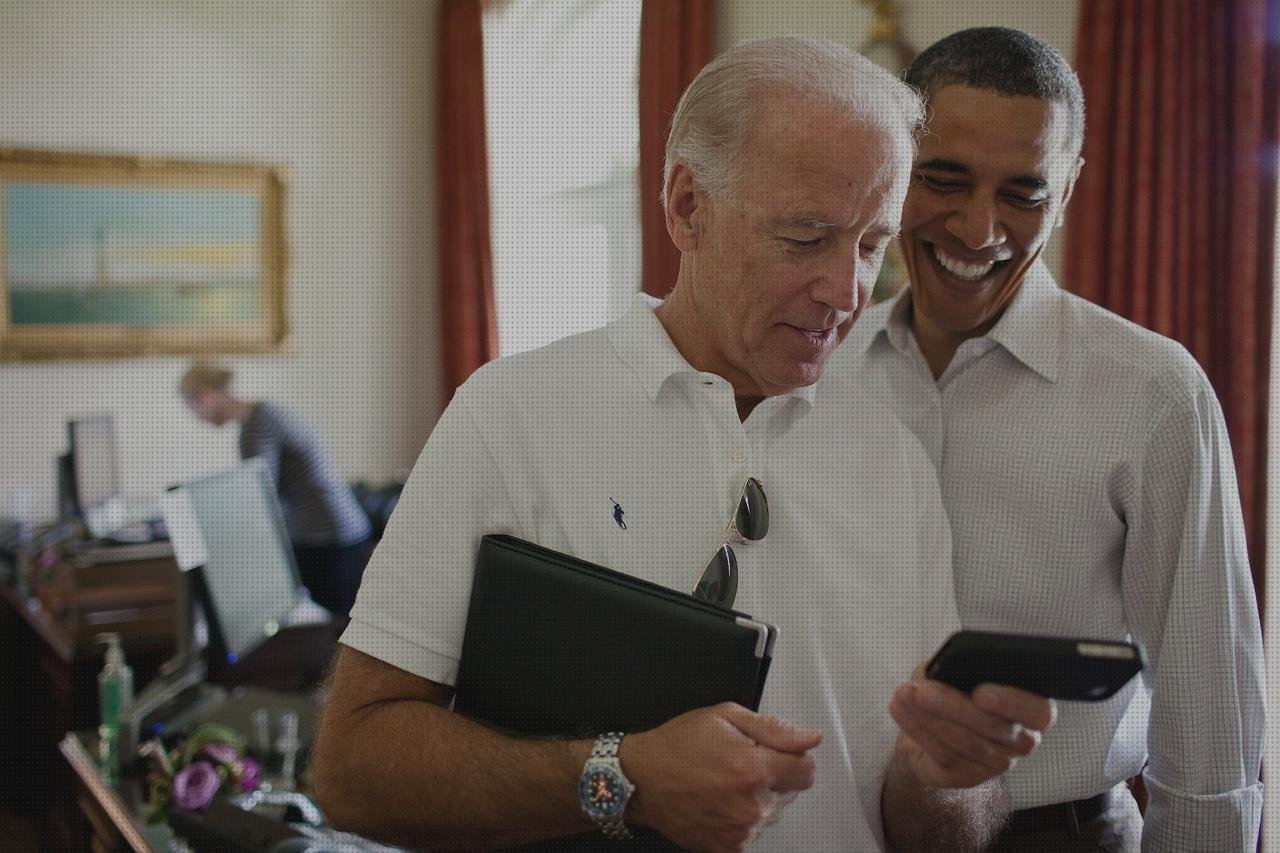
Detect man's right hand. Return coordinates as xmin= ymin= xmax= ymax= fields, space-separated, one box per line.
xmin=888 ymin=675 xmax=1055 ymax=789
xmin=617 ymin=703 xmax=822 ymax=852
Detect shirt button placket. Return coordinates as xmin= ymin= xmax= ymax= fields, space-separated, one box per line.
xmin=932 ymin=384 xmax=949 ymax=470
xmin=696 ymin=374 xmax=744 ymax=502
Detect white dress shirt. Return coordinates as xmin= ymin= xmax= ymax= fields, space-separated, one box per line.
xmin=343 ymin=293 xmax=958 ymax=851
xmin=836 ymin=263 xmax=1266 ymax=851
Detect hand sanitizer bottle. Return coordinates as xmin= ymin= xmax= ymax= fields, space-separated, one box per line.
xmin=96 ymin=632 xmax=134 ymax=777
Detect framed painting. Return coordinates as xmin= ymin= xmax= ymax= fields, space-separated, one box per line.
xmin=0 ymin=148 xmax=287 ymax=361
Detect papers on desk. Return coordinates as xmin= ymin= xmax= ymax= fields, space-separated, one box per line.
xmin=290 ymin=822 xmax=407 ymax=852
xmin=83 ymin=495 xmax=125 ymax=540
xmin=158 ymin=488 xmax=208 ymax=571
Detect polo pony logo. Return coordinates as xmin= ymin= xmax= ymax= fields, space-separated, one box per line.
xmin=610 ymin=498 xmax=627 ymax=530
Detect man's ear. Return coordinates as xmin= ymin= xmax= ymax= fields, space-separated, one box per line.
xmin=1055 ymin=156 xmax=1084 ymax=228
xmin=664 ymin=161 xmax=703 ymax=253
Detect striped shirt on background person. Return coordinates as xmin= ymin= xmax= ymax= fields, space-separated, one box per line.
xmin=238 ymin=401 xmax=371 ymax=548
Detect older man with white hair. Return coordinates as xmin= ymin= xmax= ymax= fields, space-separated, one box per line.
xmin=313 ymin=36 xmax=1051 ymax=850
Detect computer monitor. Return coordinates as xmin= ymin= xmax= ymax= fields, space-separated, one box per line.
xmin=56 ymin=453 xmax=79 ymax=523
xmin=175 ymin=459 xmax=303 ymax=664
xmin=66 ymin=415 xmax=125 ymax=536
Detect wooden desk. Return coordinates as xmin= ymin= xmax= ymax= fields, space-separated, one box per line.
xmin=60 ymin=733 xmax=156 ymax=853
xmin=60 ymin=685 xmax=318 ymax=853
xmin=0 ymin=541 xmax=179 ymax=849
xmin=59 ymin=686 xmax=359 ymax=853
xmin=2 ymin=541 xmax=340 ymax=848
xmin=35 ymin=540 xmax=179 ymax=652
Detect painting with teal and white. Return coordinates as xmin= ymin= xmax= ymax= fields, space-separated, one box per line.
xmin=4 ymin=182 xmax=262 ymax=326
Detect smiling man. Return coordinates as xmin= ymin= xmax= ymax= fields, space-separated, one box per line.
xmin=903 ymin=78 xmax=1079 ymax=379
xmin=839 ymin=27 xmax=1265 ymax=851
xmin=314 ymin=36 xmax=1054 ymax=851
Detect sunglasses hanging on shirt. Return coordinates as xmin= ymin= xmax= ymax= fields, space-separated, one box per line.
xmin=692 ymin=477 xmax=768 ymax=609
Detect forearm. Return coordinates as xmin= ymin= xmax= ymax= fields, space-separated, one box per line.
xmin=314 ymin=691 xmax=593 ymax=848
xmin=880 ymin=749 xmax=1009 ymax=852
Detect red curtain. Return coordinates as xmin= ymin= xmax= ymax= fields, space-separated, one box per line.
xmin=638 ymin=0 xmax=713 ymax=298
xmin=1066 ymin=0 xmax=1280 ymax=601
xmin=437 ymin=0 xmax=499 ymax=408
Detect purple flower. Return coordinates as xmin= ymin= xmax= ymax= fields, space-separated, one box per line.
xmin=171 ymin=761 xmax=221 ymax=810
xmin=235 ymin=756 xmax=262 ymax=792
xmin=197 ymin=743 xmax=240 ymax=766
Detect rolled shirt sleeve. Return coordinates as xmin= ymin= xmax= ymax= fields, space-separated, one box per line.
xmin=1120 ymin=363 xmax=1265 ymax=851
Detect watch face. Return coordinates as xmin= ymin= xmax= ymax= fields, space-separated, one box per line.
xmin=579 ymin=765 xmax=628 ymax=818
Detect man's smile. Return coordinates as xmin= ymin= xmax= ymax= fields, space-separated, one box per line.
xmin=925 ymin=241 xmax=1013 ymax=286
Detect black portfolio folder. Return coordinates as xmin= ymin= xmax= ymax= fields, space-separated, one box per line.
xmin=454 ymin=534 xmax=778 ymax=850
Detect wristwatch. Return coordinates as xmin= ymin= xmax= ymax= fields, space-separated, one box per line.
xmin=578 ymin=732 xmax=635 ymax=839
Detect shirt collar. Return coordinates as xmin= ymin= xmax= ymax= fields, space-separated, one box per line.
xmin=855 ymin=261 xmax=1064 ymax=382
xmin=986 ymin=261 xmax=1063 ymax=382
xmin=606 ymin=292 xmax=817 ymax=407
xmin=849 ymin=288 xmax=911 ymax=358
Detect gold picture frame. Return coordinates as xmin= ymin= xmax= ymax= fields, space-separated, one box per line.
xmin=0 ymin=147 xmax=288 ymax=361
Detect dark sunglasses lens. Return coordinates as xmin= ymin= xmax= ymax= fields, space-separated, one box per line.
xmin=695 ymin=543 xmax=738 ymax=607
xmin=735 ymin=478 xmax=769 ymax=541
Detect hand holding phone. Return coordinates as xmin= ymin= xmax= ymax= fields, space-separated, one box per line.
xmin=925 ymin=630 xmax=1146 ymax=701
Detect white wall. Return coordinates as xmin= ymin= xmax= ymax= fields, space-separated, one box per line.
xmin=0 ymin=0 xmax=438 ymax=523
xmin=713 ymin=0 xmax=1078 ymax=283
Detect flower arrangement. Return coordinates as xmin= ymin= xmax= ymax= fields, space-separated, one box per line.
xmin=139 ymin=722 xmax=262 ymax=823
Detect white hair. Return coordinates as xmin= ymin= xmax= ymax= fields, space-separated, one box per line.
xmin=662 ymin=36 xmax=925 ymax=206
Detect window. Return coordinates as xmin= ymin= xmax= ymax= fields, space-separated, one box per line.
xmin=483 ymin=0 xmax=643 ymax=357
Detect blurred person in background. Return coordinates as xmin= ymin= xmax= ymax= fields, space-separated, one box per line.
xmin=180 ymin=361 xmax=373 ymax=618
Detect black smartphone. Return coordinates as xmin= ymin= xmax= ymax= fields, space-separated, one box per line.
xmin=925 ymin=630 xmax=1146 ymax=701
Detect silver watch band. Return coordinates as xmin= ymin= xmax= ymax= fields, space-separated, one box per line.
xmin=592 ymin=731 xmax=625 ymax=759
xmin=589 ymin=732 xmax=632 ymax=840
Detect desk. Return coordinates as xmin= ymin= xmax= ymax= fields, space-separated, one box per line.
xmin=60 ymin=732 xmax=157 ymax=853
xmin=2 ymin=541 xmax=341 ymax=848
xmin=59 ymin=684 xmax=314 ymax=853
xmin=34 ymin=539 xmax=180 ymax=652
xmin=1 ymin=540 xmax=179 ymax=849
xmin=59 ymin=686 xmax=398 ymax=853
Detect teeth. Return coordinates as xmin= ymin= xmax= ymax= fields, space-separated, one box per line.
xmin=933 ymin=246 xmax=995 ymax=282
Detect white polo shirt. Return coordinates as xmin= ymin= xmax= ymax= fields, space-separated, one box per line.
xmin=343 ymin=294 xmax=958 ymax=851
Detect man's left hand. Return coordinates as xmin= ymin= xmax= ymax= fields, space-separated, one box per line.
xmin=888 ymin=672 xmax=1056 ymax=789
